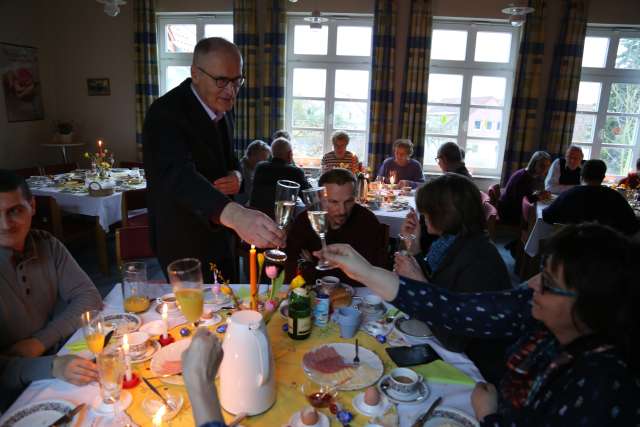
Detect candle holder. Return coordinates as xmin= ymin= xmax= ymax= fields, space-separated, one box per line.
xmin=158 ymin=334 xmax=175 ymax=347
xmin=122 ymin=372 xmax=140 ymax=389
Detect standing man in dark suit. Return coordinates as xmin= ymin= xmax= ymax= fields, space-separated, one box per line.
xmin=143 ymin=37 xmax=284 ymax=282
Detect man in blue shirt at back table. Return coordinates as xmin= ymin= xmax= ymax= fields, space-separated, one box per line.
xmin=542 ymin=159 xmax=639 ymax=236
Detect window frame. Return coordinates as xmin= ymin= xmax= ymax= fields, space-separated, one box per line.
xmin=284 ymin=15 xmax=374 ymax=168
xmin=156 ymin=13 xmax=234 ymax=95
xmin=425 ymin=20 xmax=520 ymax=177
xmin=573 ymin=26 xmax=640 ymax=177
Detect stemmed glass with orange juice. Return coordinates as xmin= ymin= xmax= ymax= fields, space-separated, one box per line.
xmin=81 ymin=310 xmax=106 ymax=355
xmin=167 ymin=258 xmax=204 ymax=327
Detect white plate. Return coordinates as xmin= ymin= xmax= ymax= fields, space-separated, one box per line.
xmin=288 ymin=410 xmax=330 ymax=427
xmin=378 ymin=375 xmax=430 ymax=404
xmin=422 ymin=406 xmax=479 ymax=427
xmin=0 ymin=399 xmax=75 ymax=427
xmin=131 ymin=340 xmax=161 ymax=363
xmin=149 ymin=338 xmax=191 ymax=385
xmin=352 ymin=392 xmax=392 ymax=417
xmin=394 ymin=317 xmax=432 ymax=338
xmin=103 ymin=313 xmax=141 ymax=336
xmin=303 ymin=343 xmax=384 ymax=391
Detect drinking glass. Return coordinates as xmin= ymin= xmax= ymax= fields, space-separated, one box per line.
xmin=398 ymin=233 xmax=416 ymax=255
xmin=301 ymin=187 xmax=332 ymax=271
xmin=81 ymin=310 xmax=106 ymax=356
xmin=167 ymin=258 xmax=204 ymax=327
xmin=97 ymin=346 xmax=125 ymax=421
xmin=122 ymin=261 xmax=149 ymax=313
xmin=265 ymin=180 xmax=301 ymax=263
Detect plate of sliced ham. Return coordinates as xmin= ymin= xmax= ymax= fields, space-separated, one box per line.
xmin=302 ymin=343 xmax=383 ymax=391
xmin=149 ymin=338 xmax=191 ymax=385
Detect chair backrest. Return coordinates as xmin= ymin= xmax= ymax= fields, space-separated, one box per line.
xmin=116 ymin=226 xmax=155 ymax=267
xmin=487 ymin=183 xmax=501 ymax=207
xmin=119 ymin=161 xmax=144 ymax=169
xmin=121 ymin=188 xmax=147 ymax=226
xmin=33 ymin=195 xmax=64 ymax=239
xmin=521 ymin=197 xmax=537 ymax=236
xmin=13 ymin=166 xmax=42 ymax=178
xmin=43 ymin=163 xmax=77 ymax=175
xmin=480 ymin=191 xmax=498 ymax=241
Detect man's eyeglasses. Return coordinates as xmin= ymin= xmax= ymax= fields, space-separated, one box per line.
xmin=197 ymin=66 xmax=245 ymax=89
xmin=540 ymin=270 xmax=577 ymax=297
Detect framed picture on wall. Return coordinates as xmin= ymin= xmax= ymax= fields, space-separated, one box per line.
xmin=0 ymin=42 xmax=45 ymax=122
xmin=87 ymin=78 xmax=110 ymax=96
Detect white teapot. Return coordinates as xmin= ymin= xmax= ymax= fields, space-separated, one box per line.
xmin=219 ymin=310 xmax=276 ymax=415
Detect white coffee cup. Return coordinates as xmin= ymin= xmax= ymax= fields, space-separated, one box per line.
xmin=127 ymin=331 xmax=149 ymax=358
xmin=160 ymin=293 xmax=178 ymax=311
xmin=315 ymin=276 xmax=340 ymax=291
xmin=388 ymin=367 xmax=422 ymax=395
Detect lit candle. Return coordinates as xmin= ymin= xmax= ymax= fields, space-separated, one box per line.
xmin=153 ymin=404 xmax=166 ymax=426
xmin=249 ymin=245 xmax=257 ymax=311
xmin=162 ymin=303 xmax=169 ymax=339
xmin=98 ymin=139 xmax=103 ymax=156
xmin=123 ymin=334 xmax=132 ymax=382
xmin=389 ymin=173 xmax=396 ymax=186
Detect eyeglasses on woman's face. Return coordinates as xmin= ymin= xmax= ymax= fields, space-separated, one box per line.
xmin=540 ymin=270 xmax=577 ymax=297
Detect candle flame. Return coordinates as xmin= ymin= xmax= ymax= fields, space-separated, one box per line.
xmin=153 ymin=404 xmax=166 ymax=426
xmin=389 ymin=174 xmax=396 ymax=185
xmin=250 ymin=244 xmax=255 ymax=250
xmin=98 ymin=140 xmax=102 ymax=146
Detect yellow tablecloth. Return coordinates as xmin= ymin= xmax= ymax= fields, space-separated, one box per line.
xmin=121 ymin=312 xmax=473 ymax=427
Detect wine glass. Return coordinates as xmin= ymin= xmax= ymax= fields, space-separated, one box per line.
xmin=97 ymin=346 xmax=126 ymax=422
xmin=81 ymin=310 xmax=106 ymax=356
xmin=167 ymin=258 xmax=204 ymax=328
xmin=398 ymin=232 xmax=416 ymax=255
xmin=265 ymin=180 xmax=301 ymax=262
xmin=301 ymin=187 xmax=332 ymax=271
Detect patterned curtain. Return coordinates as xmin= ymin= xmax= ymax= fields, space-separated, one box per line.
xmin=367 ymin=0 xmax=397 ymax=171
xmin=262 ymin=0 xmax=286 ymax=142
xmin=233 ymin=0 xmax=259 ymax=158
xmin=501 ymin=0 xmax=545 ymax=184
xmin=134 ymin=0 xmax=159 ymax=160
xmin=542 ymin=0 xmax=589 ymax=156
xmin=399 ymin=0 xmax=432 ymax=165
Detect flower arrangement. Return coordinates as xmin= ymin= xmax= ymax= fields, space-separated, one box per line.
xmin=84 ymin=140 xmax=114 ymax=175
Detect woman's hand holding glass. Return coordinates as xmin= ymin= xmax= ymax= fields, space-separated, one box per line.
xmin=400 ymin=208 xmax=421 ymax=255
xmin=393 ymin=253 xmax=427 ymax=282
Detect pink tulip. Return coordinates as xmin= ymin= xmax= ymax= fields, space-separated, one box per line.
xmin=265 ymin=265 xmax=278 ymax=279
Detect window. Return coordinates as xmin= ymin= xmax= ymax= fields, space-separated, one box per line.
xmin=157 ymin=14 xmax=234 ymax=95
xmin=572 ymin=28 xmax=640 ymax=177
xmin=285 ymin=17 xmax=373 ymax=168
xmin=424 ymin=21 xmax=519 ymax=176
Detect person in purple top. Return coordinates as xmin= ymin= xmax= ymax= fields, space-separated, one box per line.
xmin=498 ymin=151 xmax=552 ymax=225
xmin=376 ymin=139 xmax=425 ymax=188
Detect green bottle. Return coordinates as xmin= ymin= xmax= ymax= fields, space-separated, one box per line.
xmin=288 ymin=287 xmax=312 ymax=340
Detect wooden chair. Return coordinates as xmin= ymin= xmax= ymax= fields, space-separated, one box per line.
xmin=119 ymin=161 xmax=144 ymax=169
xmin=115 ymin=226 xmax=155 ymax=268
xmin=13 ymin=166 xmax=42 ymax=178
xmin=42 ymin=163 xmax=77 ymax=175
xmin=121 ymin=188 xmax=148 ymax=227
xmin=32 ymin=196 xmax=64 ymax=239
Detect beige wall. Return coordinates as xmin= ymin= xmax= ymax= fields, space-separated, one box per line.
xmin=1 ymin=0 xmax=639 ymax=172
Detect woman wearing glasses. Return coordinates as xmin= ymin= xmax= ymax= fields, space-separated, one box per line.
xmin=316 ymin=223 xmax=640 ymax=425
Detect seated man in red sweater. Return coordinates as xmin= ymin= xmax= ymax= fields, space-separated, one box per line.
xmin=284 ymin=168 xmax=388 ymax=286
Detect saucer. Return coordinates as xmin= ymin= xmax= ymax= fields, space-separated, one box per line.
xmin=130 ymin=340 xmax=160 ymax=363
xmin=154 ymin=303 xmax=180 ymax=316
xmin=288 ymin=410 xmax=330 ymax=427
xmin=378 ymin=375 xmax=430 ymax=404
xmin=352 ymin=392 xmax=392 ymax=417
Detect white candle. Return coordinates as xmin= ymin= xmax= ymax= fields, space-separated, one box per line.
xmin=123 ymin=334 xmax=132 ymax=382
xmin=162 ymin=303 xmax=169 ymax=339
xmin=153 ymin=404 xmax=166 ymax=426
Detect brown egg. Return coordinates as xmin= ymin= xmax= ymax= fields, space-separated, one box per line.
xmin=364 ymin=386 xmax=381 ymax=406
xmin=300 ymin=406 xmax=319 ymax=425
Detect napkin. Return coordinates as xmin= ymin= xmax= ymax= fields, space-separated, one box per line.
xmin=412 ymin=360 xmax=475 ymax=386
xmin=65 ymin=339 xmax=88 ymax=353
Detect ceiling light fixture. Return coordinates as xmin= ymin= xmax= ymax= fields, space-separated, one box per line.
xmin=501 ymin=4 xmax=535 ymax=27
xmin=97 ymin=0 xmax=127 ymax=17
xmin=304 ymin=9 xmax=329 ymax=30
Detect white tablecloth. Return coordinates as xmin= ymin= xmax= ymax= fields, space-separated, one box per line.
xmin=1 ymin=284 xmax=481 ymax=427
xmin=371 ymin=196 xmax=416 ymax=239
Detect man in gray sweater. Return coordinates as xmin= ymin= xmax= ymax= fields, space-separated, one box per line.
xmin=0 ymin=170 xmax=102 ymax=410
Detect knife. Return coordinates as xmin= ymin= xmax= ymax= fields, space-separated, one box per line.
xmin=142 ymin=377 xmax=173 ymax=410
xmin=411 ymin=396 xmax=442 ymax=427
xmin=48 ymin=403 xmax=85 ymax=427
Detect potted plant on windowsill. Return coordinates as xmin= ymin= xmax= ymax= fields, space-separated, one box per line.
xmin=55 ymin=120 xmax=74 ymax=144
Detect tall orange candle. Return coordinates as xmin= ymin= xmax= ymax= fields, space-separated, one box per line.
xmin=249 ymin=244 xmax=258 ymax=310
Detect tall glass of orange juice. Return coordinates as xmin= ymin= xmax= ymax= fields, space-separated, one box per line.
xmin=167 ymin=258 xmax=203 ymax=327
xmin=81 ymin=310 xmax=106 ymax=355
xmin=122 ymin=261 xmax=150 ymax=313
